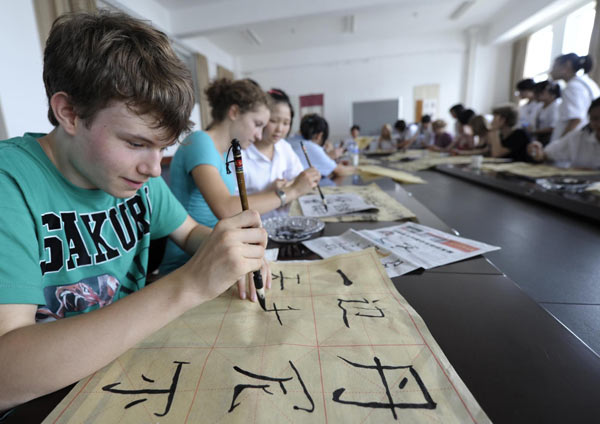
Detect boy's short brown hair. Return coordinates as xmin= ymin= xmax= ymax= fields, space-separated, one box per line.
xmin=491 ymin=105 xmax=519 ymax=128
xmin=43 ymin=11 xmax=194 ymax=142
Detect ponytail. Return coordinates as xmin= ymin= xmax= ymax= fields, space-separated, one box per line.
xmin=580 ymin=55 xmax=593 ymax=74
xmin=556 ymin=53 xmax=594 ymax=74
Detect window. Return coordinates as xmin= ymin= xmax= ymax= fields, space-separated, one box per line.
xmin=562 ymin=2 xmax=596 ymax=56
xmin=523 ymin=25 xmax=553 ymax=82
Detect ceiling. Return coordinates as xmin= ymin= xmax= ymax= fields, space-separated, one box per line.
xmin=151 ymin=0 xmax=514 ymax=56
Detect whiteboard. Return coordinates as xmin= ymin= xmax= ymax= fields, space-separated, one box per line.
xmin=352 ymin=98 xmax=401 ymax=136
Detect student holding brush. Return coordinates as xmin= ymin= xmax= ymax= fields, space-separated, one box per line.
xmin=161 ymin=79 xmax=320 ymax=277
xmin=0 ymin=11 xmax=269 ymax=412
xmin=289 ymin=114 xmax=356 ymax=178
xmin=242 ymin=88 xmax=321 ymax=218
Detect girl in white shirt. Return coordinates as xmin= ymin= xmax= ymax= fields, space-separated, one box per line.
xmin=549 ymin=53 xmax=600 ymax=143
xmin=532 ymin=80 xmax=561 ymax=145
xmin=242 ymin=88 xmax=320 ymax=212
xmin=528 ymin=97 xmax=600 ymax=168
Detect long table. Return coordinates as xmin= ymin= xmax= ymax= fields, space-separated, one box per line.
xmin=5 ymin=178 xmax=600 ymax=424
xmin=436 ymin=163 xmax=600 ymax=223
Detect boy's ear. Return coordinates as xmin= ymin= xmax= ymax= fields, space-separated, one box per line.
xmin=227 ymin=104 xmax=240 ymax=121
xmin=50 ymin=92 xmax=78 ymax=136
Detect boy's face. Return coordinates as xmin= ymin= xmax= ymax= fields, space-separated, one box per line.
xmin=66 ymin=101 xmax=171 ymax=198
xmin=351 ymin=128 xmax=359 ymax=138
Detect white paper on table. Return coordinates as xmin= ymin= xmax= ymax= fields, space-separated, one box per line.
xmin=302 ymin=229 xmax=419 ymax=277
xmin=358 ymin=222 xmax=500 ymax=269
xmin=298 ymin=193 xmax=377 ymax=217
xmin=264 ymin=248 xmax=279 ymax=262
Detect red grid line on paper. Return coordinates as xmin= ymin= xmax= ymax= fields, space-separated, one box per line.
xmin=114 ymin=357 xmax=154 ymax=420
xmin=50 ymin=372 xmax=96 ymax=424
xmin=358 ymin=344 xmax=428 ymax=424
xmin=366 ymin=250 xmax=480 ymax=424
xmin=132 ymin=342 xmax=427 ymax=350
xmin=184 ymin=291 xmax=236 ymax=423
xmin=252 ymin=294 xmax=274 ymax=424
xmin=307 ymin=261 xmax=329 ymax=423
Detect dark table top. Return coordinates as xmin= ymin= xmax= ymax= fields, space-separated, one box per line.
xmin=6 ymin=177 xmax=600 ymax=424
xmin=436 ymin=163 xmax=600 ymax=223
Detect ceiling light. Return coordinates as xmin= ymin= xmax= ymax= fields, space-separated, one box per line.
xmin=245 ymin=29 xmax=262 ymax=46
xmin=450 ymin=0 xmax=476 ymax=20
xmin=343 ymin=15 xmax=355 ymax=34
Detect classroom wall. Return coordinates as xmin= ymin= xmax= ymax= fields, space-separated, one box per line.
xmin=103 ymin=1 xmax=236 ymax=79
xmin=469 ymin=41 xmax=513 ymax=115
xmin=240 ymin=33 xmax=467 ymax=141
xmin=0 ymin=1 xmax=234 ymax=141
xmin=0 ymin=1 xmax=52 ymax=138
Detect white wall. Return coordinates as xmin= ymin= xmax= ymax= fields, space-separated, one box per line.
xmin=241 ymin=33 xmax=466 ymax=140
xmin=469 ymin=41 xmax=513 ymax=115
xmin=181 ymin=36 xmax=237 ymax=79
xmin=101 ymin=0 xmax=172 ymax=33
xmin=0 ymin=1 xmax=234 ymax=142
xmin=0 ymin=1 xmax=52 ymax=137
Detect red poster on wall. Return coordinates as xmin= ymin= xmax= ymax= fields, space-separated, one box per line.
xmin=299 ymin=93 xmax=324 ymax=117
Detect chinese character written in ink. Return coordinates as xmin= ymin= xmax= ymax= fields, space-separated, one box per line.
xmin=271 ymin=270 xmax=300 ymax=290
xmin=228 ymin=360 xmax=314 ymax=413
xmin=336 ymin=269 xmax=354 ymax=286
xmin=266 ymin=302 xmax=300 ymax=325
xmin=102 ymin=360 xmax=189 ymax=417
xmin=332 ymin=356 xmax=436 ymax=420
xmin=337 ymin=298 xmax=384 ymax=328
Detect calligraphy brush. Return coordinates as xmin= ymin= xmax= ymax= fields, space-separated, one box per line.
xmin=228 ymin=139 xmax=267 ymax=311
xmin=299 ymin=140 xmax=328 ymax=211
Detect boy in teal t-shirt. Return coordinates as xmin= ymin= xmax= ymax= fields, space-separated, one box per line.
xmin=0 ymin=11 xmax=269 ymax=412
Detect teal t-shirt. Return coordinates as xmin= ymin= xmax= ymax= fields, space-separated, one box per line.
xmin=160 ymin=131 xmax=235 ymax=274
xmin=0 ymin=133 xmax=187 ymax=322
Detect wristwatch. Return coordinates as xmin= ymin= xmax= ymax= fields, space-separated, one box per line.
xmin=275 ymin=188 xmax=287 ymax=207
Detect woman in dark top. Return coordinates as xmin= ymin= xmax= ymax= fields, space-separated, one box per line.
xmin=488 ymin=104 xmax=533 ymax=162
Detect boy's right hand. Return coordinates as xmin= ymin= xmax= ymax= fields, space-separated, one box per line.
xmin=179 ymin=210 xmax=267 ymax=303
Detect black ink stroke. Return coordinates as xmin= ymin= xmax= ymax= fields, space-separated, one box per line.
xmin=332 ymin=356 xmax=436 ymax=420
xmin=228 ymin=360 xmax=314 ymax=413
xmin=337 ymin=298 xmax=384 ymax=328
xmin=336 ymin=269 xmax=354 ymax=286
xmin=102 ymin=360 xmax=189 ymax=417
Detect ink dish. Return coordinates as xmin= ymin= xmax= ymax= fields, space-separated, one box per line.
xmin=263 ymin=216 xmax=325 ymax=243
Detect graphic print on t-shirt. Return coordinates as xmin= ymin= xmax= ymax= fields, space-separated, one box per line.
xmin=36 ymin=274 xmax=121 ymax=322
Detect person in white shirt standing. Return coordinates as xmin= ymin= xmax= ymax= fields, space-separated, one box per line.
xmin=549 ymin=53 xmax=600 ymax=143
xmin=242 ymin=88 xmax=320 ymax=217
xmin=528 ymin=97 xmax=600 ymax=169
xmin=532 ymin=80 xmax=561 ymax=145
